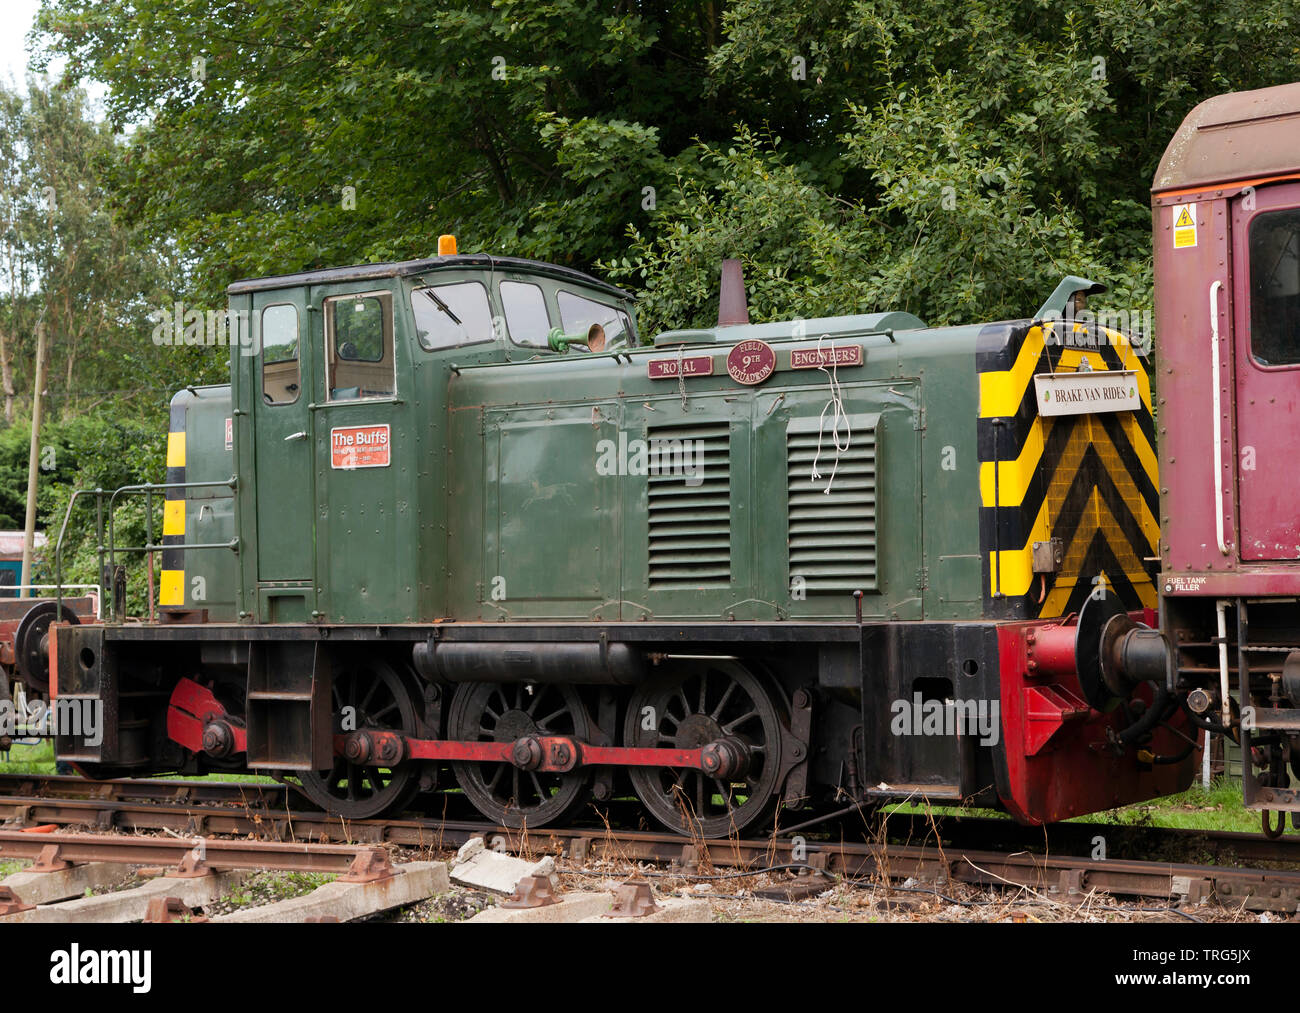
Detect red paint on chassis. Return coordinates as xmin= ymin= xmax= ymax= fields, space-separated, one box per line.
xmin=166 ymin=678 xmax=719 ymax=775
xmin=166 ymin=678 xmax=248 ymax=755
xmin=337 ymin=730 xmax=711 ymax=773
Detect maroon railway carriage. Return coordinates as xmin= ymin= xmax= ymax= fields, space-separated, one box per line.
xmin=1150 ymin=81 xmax=1300 ymax=834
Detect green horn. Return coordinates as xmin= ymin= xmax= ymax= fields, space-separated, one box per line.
xmin=548 ymin=323 xmax=606 ymax=353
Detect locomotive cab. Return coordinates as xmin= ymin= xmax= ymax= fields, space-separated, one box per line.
xmin=221 ymin=254 xmax=638 ymax=627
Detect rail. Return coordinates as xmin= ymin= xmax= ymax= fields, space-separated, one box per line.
xmin=52 ymin=477 xmax=237 ymax=624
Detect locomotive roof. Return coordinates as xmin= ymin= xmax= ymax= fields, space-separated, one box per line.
xmin=227 ymin=254 xmax=633 ymax=299
xmin=1154 ymin=81 xmax=1300 ymax=194
xmin=651 ymin=310 xmax=927 ymax=347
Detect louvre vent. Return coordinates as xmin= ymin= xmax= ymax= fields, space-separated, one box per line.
xmin=647 ymin=422 xmax=731 ymax=588
xmin=787 ymin=418 xmax=878 ymax=592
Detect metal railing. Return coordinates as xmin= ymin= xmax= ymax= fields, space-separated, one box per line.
xmin=52 ymin=477 xmax=238 ymax=624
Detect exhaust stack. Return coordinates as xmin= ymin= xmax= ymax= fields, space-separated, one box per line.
xmin=717 ymin=259 xmax=749 ymax=327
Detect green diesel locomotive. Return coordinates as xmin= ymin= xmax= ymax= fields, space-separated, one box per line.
xmin=46 ymin=240 xmax=1190 ymax=837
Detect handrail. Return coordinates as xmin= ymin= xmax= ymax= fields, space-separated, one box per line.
xmin=54 ymin=476 xmax=237 ymax=624
xmin=1209 ymin=280 xmax=1229 ymax=555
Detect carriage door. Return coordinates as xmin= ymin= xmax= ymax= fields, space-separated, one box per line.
xmin=1232 ymin=183 xmax=1300 ymax=560
xmin=252 ymin=289 xmax=318 ymax=620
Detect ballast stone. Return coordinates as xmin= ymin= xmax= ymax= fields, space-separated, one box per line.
xmin=451 ymin=836 xmax=557 ymax=895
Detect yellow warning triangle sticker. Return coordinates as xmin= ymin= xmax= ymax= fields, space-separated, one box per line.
xmin=1175 ymin=206 xmax=1194 ymax=228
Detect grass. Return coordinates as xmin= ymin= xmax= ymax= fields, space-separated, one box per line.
xmin=204 ymin=871 xmax=335 ymax=916
xmin=0 ymin=739 xmax=56 ymax=774
xmin=881 ymin=777 xmax=1256 ymax=833
xmin=0 ymin=739 xmax=277 ymax=783
xmin=1074 ymin=778 xmax=1259 ymax=834
xmin=171 ymin=772 xmax=281 ymax=784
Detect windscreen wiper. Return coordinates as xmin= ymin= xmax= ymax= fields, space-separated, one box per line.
xmin=418 ymin=285 xmax=462 ymax=326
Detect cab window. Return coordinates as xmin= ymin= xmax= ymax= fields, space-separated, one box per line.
xmin=410 ymin=281 xmax=493 ymax=350
xmin=557 ymin=290 xmax=631 ymax=346
xmin=1249 ymin=207 xmax=1300 ymax=366
xmin=324 ymin=292 xmax=395 ymax=400
xmin=261 ymin=303 xmax=300 ymax=405
xmin=501 ymin=280 xmax=552 ymax=347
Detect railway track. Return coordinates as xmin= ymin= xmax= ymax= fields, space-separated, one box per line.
xmin=0 ymin=774 xmax=1298 ymax=918
xmin=1 ymin=773 xmax=1296 ymax=866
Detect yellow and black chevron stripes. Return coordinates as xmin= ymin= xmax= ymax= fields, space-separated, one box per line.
xmin=160 ymin=400 xmax=187 ymax=607
xmin=975 ymin=320 xmax=1159 ymax=620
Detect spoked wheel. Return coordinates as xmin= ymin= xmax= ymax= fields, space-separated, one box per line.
xmin=297 ymin=658 xmax=421 ymax=819
xmin=448 ymin=682 xmax=591 ymax=828
xmin=624 ymin=659 xmax=785 ymax=838
xmin=15 ymin=601 xmax=80 ymax=697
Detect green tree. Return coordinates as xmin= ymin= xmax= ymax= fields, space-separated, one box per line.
xmin=0 ymin=80 xmax=186 ymax=612
xmin=0 ymin=79 xmax=213 ymax=418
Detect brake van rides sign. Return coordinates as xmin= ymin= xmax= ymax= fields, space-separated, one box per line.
xmin=1033 ymin=371 xmax=1140 ymax=417
xmin=331 ymin=424 xmax=391 ymax=469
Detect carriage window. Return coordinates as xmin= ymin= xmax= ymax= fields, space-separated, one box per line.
xmin=410 ymin=281 xmax=493 ymax=350
xmin=1249 ymin=208 xmax=1300 ymax=366
xmin=261 ymin=304 xmax=300 ymax=405
xmin=557 ymin=290 xmax=629 ymax=346
xmin=501 ymin=281 xmax=551 ymax=347
xmin=324 ymin=292 xmax=395 ymax=400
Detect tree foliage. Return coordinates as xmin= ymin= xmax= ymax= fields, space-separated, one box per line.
xmin=0 ymin=82 xmax=210 ymax=420
xmin=0 ymin=81 xmax=189 ymax=610
xmin=31 ymin=0 xmax=1300 ymax=335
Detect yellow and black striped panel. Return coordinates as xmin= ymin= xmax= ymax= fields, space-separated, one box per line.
xmin=976 ymin=320 xmax=1159 ymax=620
xmin=160 ymin=401 xmax=186 ymax=607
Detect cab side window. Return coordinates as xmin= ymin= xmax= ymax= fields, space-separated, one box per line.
xmin=1249 ymin=208 xmax=1300 ymax=366
xmin=410 ymin=281 xmax=493 ymax=350
xmin=325 ymin=292 xmax=395 ymax=400
xmin=501 ymin=280 xmax=551 ymax=347
xmin=261 ymin=304 xmax=300 ymax=405
xmin=557 ymin=290 xmax=631 ymax=347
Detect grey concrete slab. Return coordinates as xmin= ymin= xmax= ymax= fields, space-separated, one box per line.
xmin=212 ymin=861 xmax=448 ymax=923
xmin=0 ymin=871 xmax=248 ymax=923
xmin=2 ymin=862 xmax=132 ymax=905
xmin=450 ymin=837 xmax=557 ymax=895
xmin=467 ymin=891 xmax=618 ymax=923
xmin=580 ymin=897 xmax=712 ymax=923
